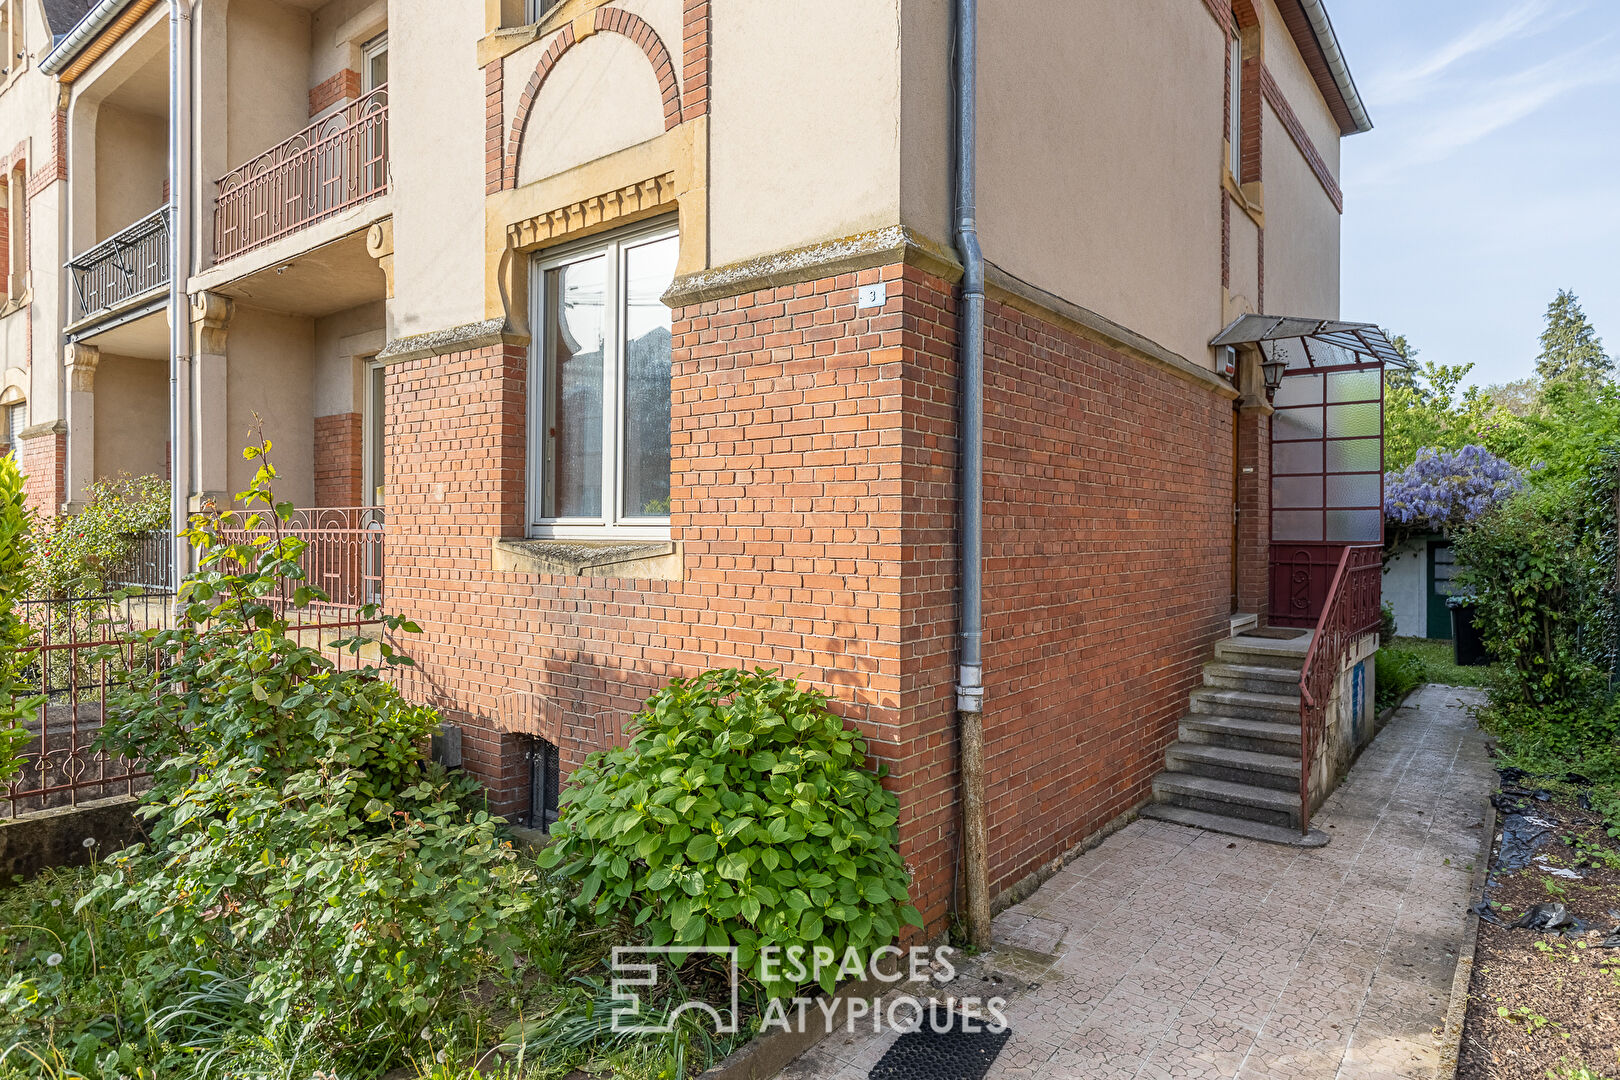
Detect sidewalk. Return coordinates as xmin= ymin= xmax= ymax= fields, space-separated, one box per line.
xmin=782 ymin=684 xmax=1493 ymax=1080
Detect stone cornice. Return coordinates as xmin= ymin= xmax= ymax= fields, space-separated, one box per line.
xmin=374 ymin=318 xmax=525 ymax=365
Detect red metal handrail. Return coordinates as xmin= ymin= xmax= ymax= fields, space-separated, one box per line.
xmin=214 ymin=85 xmax=388 ymax=261
xmin=1297 ymin=544 xmax=1382 ymax=834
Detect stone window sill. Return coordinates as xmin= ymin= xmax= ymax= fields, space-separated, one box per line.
xmin=492 ymin=537 xmax=682 ymax=581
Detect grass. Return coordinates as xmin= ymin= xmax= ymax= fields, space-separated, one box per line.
xmin=1389 ymin=635 xmax=1498 ymax=688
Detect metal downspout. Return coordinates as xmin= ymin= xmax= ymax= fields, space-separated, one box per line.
xmin=952 ymin=0 xmax=990 ymax=950
xmin=168 ymin=0 xmax=192 ymax=583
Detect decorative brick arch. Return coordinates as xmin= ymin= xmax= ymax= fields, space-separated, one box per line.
xmin=503 ymin=7 xmax=683 ymax=190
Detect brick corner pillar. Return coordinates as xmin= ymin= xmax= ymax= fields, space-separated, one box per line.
xmin=17 ymin=421 xmax=68 ymax=516
xmin=381 ymin=328 xmax=531 ymax=816
xmin=1235 ymin=351 xmax=1272 ymax=619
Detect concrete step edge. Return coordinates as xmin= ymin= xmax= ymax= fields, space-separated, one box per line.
xmin=1152 ymin=772 xmax=1299 ymax=811
xmin=1139 ymin=804 xmax=1329 ymax=848
xmin=1165 ymin=743 xmax=1302 ymax=776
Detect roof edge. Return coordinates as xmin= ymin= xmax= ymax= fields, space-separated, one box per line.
xmin=1291 ymin=0 xmax=1373 ymax=135
xmin=40 ymin=0 xmax=137 ymax=75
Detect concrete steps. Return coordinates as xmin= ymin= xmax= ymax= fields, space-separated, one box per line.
xmin=1163 ymin=743 xmax=1300 ymax=792
xmin=1146 ymin=629 xmax=1328 ymax=846
xmin=1189 ymin=687 xmax=1301 ymax=722
xmin=1202 ymin=661 xmax=1302 ymax=695
xmin=1150 ymin=773 xmax=1300 ymax=828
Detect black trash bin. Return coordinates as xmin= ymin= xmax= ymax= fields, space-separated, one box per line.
xmin=1448 ymin=595 xmax=1491 ymax=666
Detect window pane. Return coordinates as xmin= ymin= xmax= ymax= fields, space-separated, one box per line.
xmin=1326 ymin=401 xmax=1380 ymax=438
xmin=1326 ymin=509 xmax=1382 ymax=542
xmin=621 ymin=235 xmax=677 ymax=519
xmin=1273 ymin=510 xmax=1323 ymax=542
xmin=1326 ymin=437 xmax=1380 ymax=473
xmin=1273 ymin=373 xmax=1322 ymax=408
xmin=1273 ymin=439 xmax=1322 ymax=475
xmin=1327 ymin=369 xmax=1380 ymax=403
xmin=1272 ymin=475 xmax=1323 ymax=509
xmin=543 ymin=255 xmax=605 ymax=519
xmin=1325 ymin=473 xmax=1380 ymax=509
xmin=1273 ymin=406 xmax=1324 ymax=441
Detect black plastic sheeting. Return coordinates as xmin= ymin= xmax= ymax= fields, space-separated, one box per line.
xmin=1483 ymin=768 xmax=1620 ymax=945
xmin=867 ymin=1009 xmax=1012 ymax=1080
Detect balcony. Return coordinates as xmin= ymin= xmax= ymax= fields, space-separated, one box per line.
xmin=214 ymin=85 xmax=389 ymax=263
xmin=66 ymin=207 xmax=172 ymax=327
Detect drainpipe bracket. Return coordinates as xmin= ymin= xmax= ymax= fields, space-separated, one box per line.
xmin=956 ymin=665 xmax=984 ymax=713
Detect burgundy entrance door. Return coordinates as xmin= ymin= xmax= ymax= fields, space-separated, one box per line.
xmin=1268 ymin=362 xmax=1384 ymax=627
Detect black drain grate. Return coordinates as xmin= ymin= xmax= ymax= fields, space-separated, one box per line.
xmin=868 ymin=1011 xmax=1012 ymax=1080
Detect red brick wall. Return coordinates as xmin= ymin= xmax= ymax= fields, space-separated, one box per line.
xmin=895 ymin=268 xmax=1235 ymax=897
xmin=313 ymin=412 xmax=363 ymax=507
xmin=309 ymin=69 xmax=362 ymax=117
xmin=385 ymin=262 xmax=1236 ymax=929
xmin=20 ymin=430 xmax=64 ymax=516
xmin=1236 ymin=405 xmax=1271 ymax=615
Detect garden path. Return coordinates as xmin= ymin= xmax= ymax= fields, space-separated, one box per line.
xmin=781 ymin=683 xmax=1493 ymax=1080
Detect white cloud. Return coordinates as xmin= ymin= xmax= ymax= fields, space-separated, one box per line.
xmin=1352 ymin=38 xmax=1620 ymax=185
xmin=1365 ymin=0 xmax=1568 ymax=106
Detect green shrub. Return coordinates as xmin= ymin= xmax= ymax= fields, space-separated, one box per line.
xmin=1453 ymin=485 xmax=1607 ymax=707
xmin=540 ymin=668 xmax=922 ymax=996
xmin=37 ymin=472 xmax=169 ymax=597
xmin=0 ymin=453 xmax=39 ymax=785
xmin=80 ymin=443 xmax=539 ymax=1063
xmin=1374 ymin=648 xmax=1425 ymax=711
xmin=1377 ymin=601 xmax=1397 ymax=647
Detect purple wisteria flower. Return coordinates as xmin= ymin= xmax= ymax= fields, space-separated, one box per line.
xmin=1384 ymin=445 xmax=1522 ymax=533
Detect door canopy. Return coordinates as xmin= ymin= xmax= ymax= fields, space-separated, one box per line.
xmin=1211 ymin=315 xmax=1406 ymax=372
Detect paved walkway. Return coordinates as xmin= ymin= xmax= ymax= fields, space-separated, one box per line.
xmin=782 ymin=684 xmax=1493 ymax=1080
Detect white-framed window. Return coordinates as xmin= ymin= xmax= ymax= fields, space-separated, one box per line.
xmin=3 ymin=398 xmax=25 ymax=455
xmin=1228 ymin=33 xmax=1243 ymax=180
xmin=361 ymin=31 xmax=388 ymax=92
xmin=362 ymin=356 xmax=385 ymax=507
xmin=525 ymin=0 xmax=561 ymax=25
xmin=528 ymin=219 xmax=678 ymax=539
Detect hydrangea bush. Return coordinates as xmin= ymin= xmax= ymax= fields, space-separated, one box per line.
xmin=1384 ymin=445 xmax=1522 ymax=538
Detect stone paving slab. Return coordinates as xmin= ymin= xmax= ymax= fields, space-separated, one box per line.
xmin=778 ymin=684 xmax=1492 ymax=1080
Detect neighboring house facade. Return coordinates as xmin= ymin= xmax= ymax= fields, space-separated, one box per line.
xmin=17 ymin=0 xmax=1391 ymax=933
xmin=0 ymin=0 xmax=93 ymax=499
xmin=1385 ymin=533 xmax=1455 ymax=639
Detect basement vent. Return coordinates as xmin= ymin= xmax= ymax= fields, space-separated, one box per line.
xmin=525 ymin=735 xmax=560 ymax=832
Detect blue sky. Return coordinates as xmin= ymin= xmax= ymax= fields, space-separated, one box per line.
xmin=1332 ymin=0 xmax=1620 ymax=388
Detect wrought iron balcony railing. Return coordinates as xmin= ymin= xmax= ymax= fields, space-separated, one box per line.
xmin=216 ymin=506 xmax=385 ymax=609
xmin=214 ymin=85 xmax=389 ymax=262
xmin=66 ymin=206 xmax=172 ymax=325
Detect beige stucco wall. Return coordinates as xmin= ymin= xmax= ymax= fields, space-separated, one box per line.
xmin=1261 ymin=105 xmax=1340 ymax=319
xmin=899 ymin=0 xmax=1232 ymax=368
xmin=514 ymin=33 xmax=666 ymax=188
xmin=225 ymin=305 xmax=315 ymax=505
xmin=1260 ymin=0 xmax=1341 ymax=179
xmin=93 ymin=353 xmax=168 ymax=479
xmin=225 ymin=0 xmax=311 ymax=166
xmin=94 ymin=104 xmax=167 ymax=240
xmin=309 ymin=0 xmax=387 ymax=89
xmin=313 ymin=300 xmax=384 ymax=417
xmin=1229 ymin=209 xmax=1260 ymax=312
xmin=977 ymin=0 xmax=1228 ymax=369
xmin=388 ymin=0 xmax=485 ymax=338
xmin=0 ymin=2 xmax=79 ymax=428
xmin=707 ymin=0 xmax=903 ymax=267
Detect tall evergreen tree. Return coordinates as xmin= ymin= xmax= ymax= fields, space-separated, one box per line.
xmin=1535 ymin=289 xmax=1611 ymax=385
